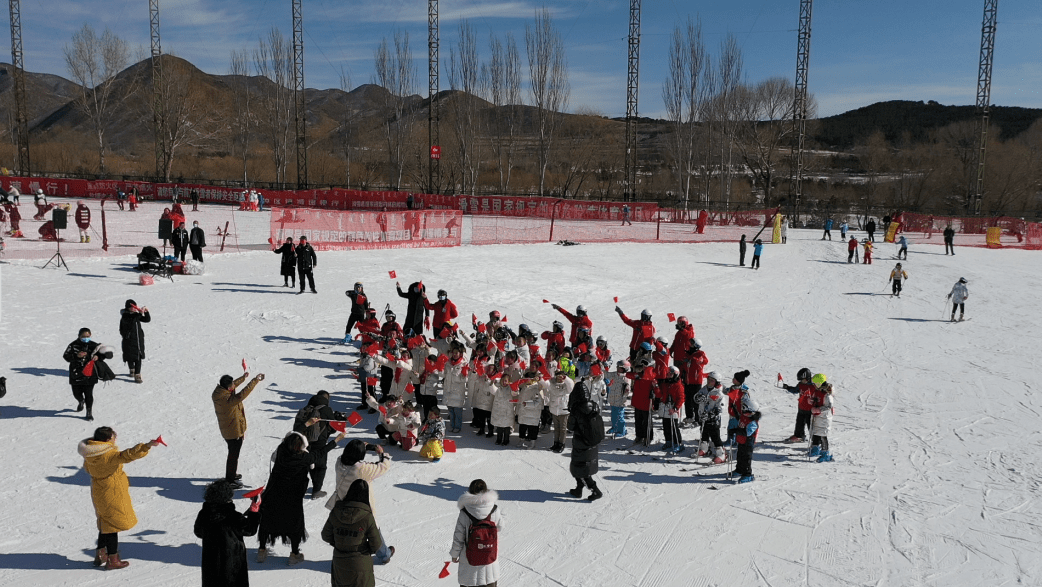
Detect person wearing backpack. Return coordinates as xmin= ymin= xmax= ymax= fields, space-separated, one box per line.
xmin=294 ymin=391 xmax=347 ymax=500
xmin=450 ymin=479 xmax=504 ymax=587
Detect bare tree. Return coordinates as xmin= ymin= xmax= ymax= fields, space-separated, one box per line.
xmin=253 ymin=28 xmax=293 ymax=185
xmin=448 ymin=20 xmax=481 ymax=195
xmin=526 ymin=8 xmax=569 ymax=195
xmin=147 ymin=56 xmax=223 ymax=181
xmin=337 ymin=67 xmax=360 ymax=188
xmin=714 ymin=34 xmax=743 ymax=207
xmin=733 ymin=77 xmax=799 ymax=207
xmin=63 ymin=24 xmax=129 ymax=174
xmin=374 ymin=31 xmax=416 ymax=190
xmin=481 ymin=32 xmax=522 ymax=193
xmin=229 ymin=48 xmax=252 ymax=185
xmin=662 ymin=18 xmax=709 ymax=209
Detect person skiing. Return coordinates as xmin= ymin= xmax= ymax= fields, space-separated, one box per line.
xmin=75 ymin=201 xmax=91 ymax=243
xmin=449 ymin=479 xmax=504 ymax=587
xmin=751 ymin=239 xmax=763 ymax=269
xmin=193 ymin=480 xmax=260 ymax=587
xmin=943 ymin=224 xmax=956 ymax=255
xmin=727 ymin=370 xmax=761 ymax=484
xmin=395 ymin=281 xmax=428 ymax=336
xmin=621 ymin=204 xmax=632 ymax=226
xmin=889 ymin=263 xmax=909 ymax=297
xmin=822 ymin=218 xmax=833 ymax=240
xmin=947 ymin=277 xmax=969 ymax=322
xmin=847 ymin=235 xmax=859 ymax=263
xmin=552 ymin=303 xmax=593 ymax=345
xmin=295 ymin=236 xmax=317 ymax=294
xmin=343 ymin=282 xmax=371 ymax=343
xmin=118 ymin=299 xmax=150 ymax=383
xmin=694 ymin=372 xmax=727 ymax=463
xmin=212 ymin=371 xmax=266 ymax=489
xmin=616 ymin=306 xmax=655 ymax=361
xmin=781 ymin=368 xmax=815 ymax=443
xmin=739 ymin=234 xmax=747 ymax=266
xmin=654 ymin=366 xmax=685 ymax=453
xmin=63 ymin=327 xmax=103 ymax=421
xmin=628 ymin=355 xmax=657 ymax=447
xmin=79 ymin=426 xmax=161 ymax=570
xmin=567 ymin=380 xmax=606 ymax=500
xmin=189 ymin=220 xmax=206 ymax=262
xmin=896 ymin=234 xmax=908 ymax=260
xmin=809 ymin=373 xmax=835 ymax=462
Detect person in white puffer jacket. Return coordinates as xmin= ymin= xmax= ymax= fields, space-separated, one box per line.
xmin=490 ymin=375 xmax=519 ymax=446
xmin=545 ymin=370 xmax=574 ymax=453
xmin=809 ymin=373 xmax=835 ymax=463
xmin=441 ymin=342 xmax=469 ymax=433
xmin=516 ymin=375 xmax=547 ymax=449
xmin=373 ymin=349 xmax=420 ymax=403
xmin=947 ymin=277 xmax=969 ymax=322
xmin=450 ymin=480 xmax=504 ymax=587
xmin=469 ymin=360 xmax=497 ymax=438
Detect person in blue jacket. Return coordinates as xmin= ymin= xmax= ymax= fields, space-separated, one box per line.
xmin=840 ymin=221 xmax=848 ymax=240
xmin=751 ymin=239 xmax=763 ymax=269
xmin=896 ymin=235 xmax=908 ymax=260
xmin=822 ymin=218 xmax=833 ymax=240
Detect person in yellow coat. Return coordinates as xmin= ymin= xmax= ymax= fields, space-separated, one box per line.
xmin=78 ymin=426 xmax=161 ymax=570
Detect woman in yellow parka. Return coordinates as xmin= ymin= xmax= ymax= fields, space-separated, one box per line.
xmin=78 ymin=426 xmax=160 ymax=570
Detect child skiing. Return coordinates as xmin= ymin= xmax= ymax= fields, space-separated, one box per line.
xmin=896 ymin=235 xmax=908 ymax=260
xmin=781 ymin=368 xmax=815 ymax=443
xmin=889 ymin=263 xmax=909 ymax=297
xmin=809 ymin=374 xmax=834 ymax=462
xmin=727 ymin=370 xmax=761 ymax=484
xmin=654 ymin=367 xmax=685 ymax=453
xmin=694 ymin=372 xmax=727 ymax=463
xmin=847 ymin=236 xmax=859 ymax=263
xmin=947 ymin=277 xmax=969 ymax=322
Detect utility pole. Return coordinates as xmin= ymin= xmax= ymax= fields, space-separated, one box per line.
xmin=149 ymin=0 xmax=164 ymax=180
xmin=973 ymin=0 xmax=998 ymax=215
xmin=428 ymin=0 xmax=440 ymax=194
xmin=624 ymin=0 xmax=641 ymax=202
xmin=9 ymin=0 xmax=29 ymax=175
xmin=790 ymin=0 xmax=813 ymax=222
xmin=292 ymin=0 xmax=308 ymax=189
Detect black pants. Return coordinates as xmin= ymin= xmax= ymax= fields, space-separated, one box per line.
xmin=308 ymin=457 xmax=328 ymax=492
xmin=634 ymin=409 xmax=654 ymax=442
xmin=495 ymin=427 xmax=511 ymax=444
xmin=751 ymin=255 xmax=760 ymax=269
xmin=952 ymin=302 xmax=965 ymax=317
xmin=540 ymin=406 xmax=553 ymax=428
xmin=847 ymin=249 xmax=856 ymax=263
xmin=898 ymin=247 xmax=907 ymax=259
xmin=473 ymin=409 xmax=492 ymax=435
xmin=376 ymin=423 xmax=391 ymax=439
xmin=72 ymin=384 xmax=95 ymax=411
xmin=98 ymin=532 xmax=118 ymax=554
xmin=358 ymin=369 xmax=377 ymax=403
xmin=298 ymin=269 xmax=315 ymax=292
xmin=812 ymin=435 xmax=829 ymax=451
xmin=380 ymin=366 xmax=394 ymax=396
xmin=822 ymin=229 xmax=831 ymax=240
xmin=892 ymin=280 xmax=903 ymax=295
xmin=735 ymin=442 xmax=754 ymax=477
xmin=945 ymin=240 xmax=954 ymax=255
xmin=683 ymin=384 xmax=699 ymax=420
xmin=739 ymin=249 xmax=746 ymax=266
xmin=345 ymin=314 xmax=360 ymax=337
xmin=793 ymin=409 xmax=812 ymax=439
xmin=225 ymin=437 xmax=243 ymax=480
xmin=173 ymin=245 xmax=186 ymax=262
xmin=868 ymin=231 xmax=875 ymax=242
xmin=662 ymin=418 xmax=683 ymax=446
xmin=519 ymin=424 xmax=539 ymax=441
xmin=189 ymin=244 xmax=203 ymax=262
xmin=700 ymin=423 xmax=723 ymax=448
xmin=416 ymin=393 xmax=438 ymax=421
xmin=126 ymin=358 xmax=142 ymax=374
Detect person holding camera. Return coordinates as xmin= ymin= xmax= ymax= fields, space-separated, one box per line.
xmin=119 ymin=300 xmax=150 ymax=383
xmin=63 ymin=327 xmax=108 ymax=421
xmin=325 ymin=439 xmax=396 ymax=565
xmin=212 ymin=371 xmax=265 ymax=489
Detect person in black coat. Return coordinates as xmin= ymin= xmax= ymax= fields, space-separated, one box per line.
xmin=866 ymin=218 xmax=876 ymax=243
xmin=63 ymin=327 xmax=102 ymax=421
xmin=395 ymin=281 xmax=428 ymax=336
xmin=292 ymin=391 xmax=347 ymax=500
xmin=194 ymin=480 xmax=260 ymax=587
xmin=295 ymin=236 xmax=317 ymax=294
xmin=273 ymin=237 xmax=297 ymax=288
xmin=567 ymin=379 xmax=605 ymax=501
xmin=189 ymin=220 xmax=206 ymax=262
xmin=739 ymin=234 xmax=747 ymax=266
xmin=171 ymin=221 xmax=189 ymax=262
xmin=344 ymin=282 xmax=371 ymax=340
xmin=257 ymin=430 xmax=345 ymax=565
xmin=119 ymin=299 xmax=151 ymax=383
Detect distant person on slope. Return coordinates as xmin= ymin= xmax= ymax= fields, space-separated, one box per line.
xmin=739 ymin=234 xmax=747 ymax=266
xmin=809 ymin=373 xmax=835 ymax=462
xmin=889 ymin=263 xmax=908 ymax=297
xmin=847 ymin=235 xmax=858 ymax=263
xmin=896 ymin=234 xmax=908 ymax=260
xmin=943 ymin=225 xmax=956 ymax=255
xmin=947 ymin=277 xmax=969 ymax=322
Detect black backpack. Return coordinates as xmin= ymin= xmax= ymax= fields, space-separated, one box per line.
xmin=294 ymin=404 xmax=324 ymax=442
xmin=0 ymin=376 xmax=7 ymax=398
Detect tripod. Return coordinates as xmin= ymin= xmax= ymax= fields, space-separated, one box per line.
xmin=42 ymin=228 xmax=69 ymax=271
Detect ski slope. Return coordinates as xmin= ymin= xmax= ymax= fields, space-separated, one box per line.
xmin=1 ymin=230 xmax=1039 ymax=587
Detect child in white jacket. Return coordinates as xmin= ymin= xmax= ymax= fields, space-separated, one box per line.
xmin=392 ymin=401 xmax=422 ymax=451
xmin=470 ymin=360 xmax=497 ymax=438
xmin=442 ymin=343 xmax=468 ymax=433
xmin=516 ymin=375 xmax=547 ymax=448
xmin=605 ymin=361 xmax=631 ymax=437
xmin=491 ymin=375 xmax=519 ymax=446
xmin=809 ymin=374 xmax=835 ymax=462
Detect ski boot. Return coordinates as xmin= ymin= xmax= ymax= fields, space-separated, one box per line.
xmin=697 ymin=441 xmax=709 ymax=457
xmin=809 ymin=445 xmax=821 ymax=457
xmin=816 ymin=450 xmax=833 ymax=463
xmin=671 ymin=444 xmax=686 ymax=454
xmin=737 ymin=475 xmax=755 ymax=484
xmin=712 ymin=451 xmax=727 ymax=464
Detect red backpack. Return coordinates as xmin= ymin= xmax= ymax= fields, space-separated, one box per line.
xmin=463 ymin=505 xmax=498 ymax=566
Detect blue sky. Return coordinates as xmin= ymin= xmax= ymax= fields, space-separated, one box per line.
xmin=11 ymin=0 xmax=1042 ymax=118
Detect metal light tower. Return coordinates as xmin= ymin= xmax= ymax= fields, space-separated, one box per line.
xmin=972 ymin=0 xmax=998 ymax=215
xmin=9 ymin=0 xmax=30 ymax=175
xmin=292 ymin=0 xmax=308 ymax=189
xmin=150 ymin=0 xmax=165 ymax=180
xmin=790 ymin=0 xmax=813 ymax=221
xmin=623 ymin=0 xmax=641 ymax=202
xmin=428 ymin=0 xmax=440 ymax=194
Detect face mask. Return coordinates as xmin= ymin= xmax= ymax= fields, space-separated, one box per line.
xmin=438 ymin=295 xmax=447 ymax=301
xmin=193 ymin=223 xmax=198 ymax=228
xmin=80 ymin=337 xmax=91 ymax=343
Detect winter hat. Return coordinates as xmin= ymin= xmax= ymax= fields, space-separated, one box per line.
xmin=342 ymin=439 xmax=367 ymax=466
xmin=125 ymin=299 xmax=137 ymax=309
xmin=733 ymin=370 xmax=750 ymax=384
xmin=219 ymin=374 xmax=234 ymax=388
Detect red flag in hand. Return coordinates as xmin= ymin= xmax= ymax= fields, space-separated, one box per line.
xmin=477 ymin=322 xmax=487 ymax=334
xmin=330 ymin=420 xmax=348 ymax=433
xmin=439 ymin=560 xmax=452 ymax=578
xmin=502 ymin=315 xmax=508 ymax=323
xmin=243 ymin=486 xmax=265 ymax=499
xmin=667 ymin=313 xmax=676 ymax=322
xmin=435 ymin=355 xmax=449 ymax=370
xmin=443 ymin=439 xmax=457 ymax=452
xmin=153 ymin=435 xmax=167 ymax=447
xmin=613 ymin=296 xmax=619 ymax=303
xmin=366 ymin=376 xmax=379 ymax=386
xmin=364 ymin=343 xmax=380 ymax=357
xmin=378 ymin=405 xmax=387 ymax=416
xmin=250 ymin=495 xmax=263 ymax=512
xmin=405 ymin=383 xmax=415 ymax=394
xmin=388 ymin=270 xmax=396 ymax=279
xmin=542 ymin=299 xmax=549 ymax=304
xmin=242 ymin=358 xmax=248 ymax=372
xmin=345 ymin=412 xmax=363 ymax=427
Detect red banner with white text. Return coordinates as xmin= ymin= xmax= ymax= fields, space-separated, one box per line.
xmin=269 ymin=207 xmax=462 ymax=251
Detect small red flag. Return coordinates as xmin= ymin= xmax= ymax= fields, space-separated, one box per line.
xmin=242 ymin=358 xmax=248 ymax=372
xmin=542 ymin=299 xmax=549 ymax=304
xmin=577 ymin=343 xmax=588 ymax=354
xmin=443 ymin=439 xmax=457 ymax=453
xmin=472 ymin=313 xmax=477 ymax=324
xmin=486 ymin=342 xmax=496 ymax=355
xmin=461 ymin=365 xmax=470 ymax=377
xmin=519 ymin=360 xmax=526 ymax=371
xmin=477 ymin=323 xmax=487 ymax=333
xmin=439 ymin=560 xmax=452 ymax=578
xmin=405 ymin=383 xmax=415 ymax=394
xmin=366 ymin=376 xmax=379 ymax=386
xmin=364 ymin=344 xmax=380 ymax=357
xmin=243 ymin=486 xmax=265 ymax=499
xmin=153 ymin=435 xmax=167 ymax=447
xmin=378 ymin=405 xmax=387 ymax=416
xmin=613 ymin=296 xmax=618 ymax=303
xmin=435 ymin=355 xmax=449 ymax=370
xmin=388 ymin=270 xmax=396 ymax=279
xmin=502 ymin=315 xmax=508 ymax=323
xmin=346 ymin=412 xmax=364 ymax=426
xmin=668 ymin=313 xmax=676 ymax=322
xmin=330 ymin=420 xmax=349 ymax=433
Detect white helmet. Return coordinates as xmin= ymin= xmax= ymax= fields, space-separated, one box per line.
xmin=691 ymin=338 xmax=702 ymax=350
xmin=706 ymin=371 xmax=722 ymax=383
xmin=35 ymin=188 xmax=44 ymax=195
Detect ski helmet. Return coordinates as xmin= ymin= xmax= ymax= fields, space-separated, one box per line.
xmin=676 ymin=316 xmax=689 ymax=329
xmin=706 ymin=371 xmax=722 ymax=383
xmin=959 ymin=277 xmax=967 ymax=284
xmin=668 ymin=366 xmax=681 ymax=379
xmin=553 ymin=320 xmax=564 ymax=331
xmin=519 ymin=323 xmax=533 ymax=336
xmin=656 ymin=336 xmax=668 ymax=345
xmin=616 ymin=360 xmax=629 ymax=372
xmin=576 ymin=304 xmax=587 ymax=316
xmin=354 ymin=282 xmax=363 ymax=289
xmin=641 ymin=309 xmax=652 ymax=321
xmin=490 ymin=310 xmax=502 ymax=320
xmin=755 ymin=238 xmax=763 ymax=245
xmin=595 ymin=335 xmax=607 ymax=345
xmin=640 ymin=341 xmax=653 ymax=352
xmin=895 ymin=263 xmax=902 ymax=268
xmin=797 ymin=367 xmax=812 ymax=381
xmin=690 ymin=338 xmax=702 ymax=350
xmin=812 ymin=373 xmax=827 ymax=386
xmin=437 ymin=289 xmax=447 ymax=298
xmin=741 ymin=393 xmax=760 ymax=413
xmin=385 ymin=309 xmax=396 ymax=320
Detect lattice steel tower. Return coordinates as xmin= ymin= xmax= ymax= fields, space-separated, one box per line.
xmin=790 ymin=0 xmax=813 ymax=221
xmin=292 ymin=0 xmax=308 ymax=189
xmin=9 ymin=0 xmax=29 ymax=175
xmin=624 ymin=0 xmax=641 ymax=202
xmin=428 ymin=0 xmax=440 ymax=194
xmin=973 ymin=0 xmax=998 ymax=215
xmin=150 ymin=0 xmax=165 ymax=180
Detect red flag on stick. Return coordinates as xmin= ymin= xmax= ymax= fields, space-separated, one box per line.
xmin=591 ymin=363 xmax=603 ymax=377
xmin=388 ymin=270 xmax=396 ymax=279
xmin=439 ymin=561 xmax=452 ymax=578
xmin=153 ymin=435 xmax=167 ymax=447
xmin=443 ymin=439 xmax=457 ymax=453
xmin=378 ymin=405 xmax=388 ymax=416
xmin=243 ymin=486 xmax=265 ymax=499
xmin=346 ymin=412 xmax=364 ymax=427
xmin=542 ymin=299 xmax=549 ymax=304
xmin=327 ymin=420 xmax=347 ymax=433
xmin=667 ymin=313 xmax=676 ymax=322
xmin=242 ymin=358 xmax=248 ymax=372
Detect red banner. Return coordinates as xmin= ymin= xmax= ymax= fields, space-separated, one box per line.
xmin=270 ymin=207 xmax=462 ymax=251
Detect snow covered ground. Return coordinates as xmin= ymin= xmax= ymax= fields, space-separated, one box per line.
xmin=1 ymin=230 xmax=1040 ymax=587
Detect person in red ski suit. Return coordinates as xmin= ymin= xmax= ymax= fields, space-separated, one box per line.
xmin=551 ymin=304 xmax=593 ymax=345
xmin=653 ymin=367 xmax=685 ymax=451
xmin=627 ymin=355 xmax=657 ymax=447
xmin=541 ymin=322 xmax=566 ymax=358
xmin=424 ymin=289 xmax=459 ymax=337
xmin=781 ymin=368 xmax=816 ymax=442
xmin=616 ymin=307 xmax=655 ymax=361
xmin=681 ymin=338 xmax=708 ymax=423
